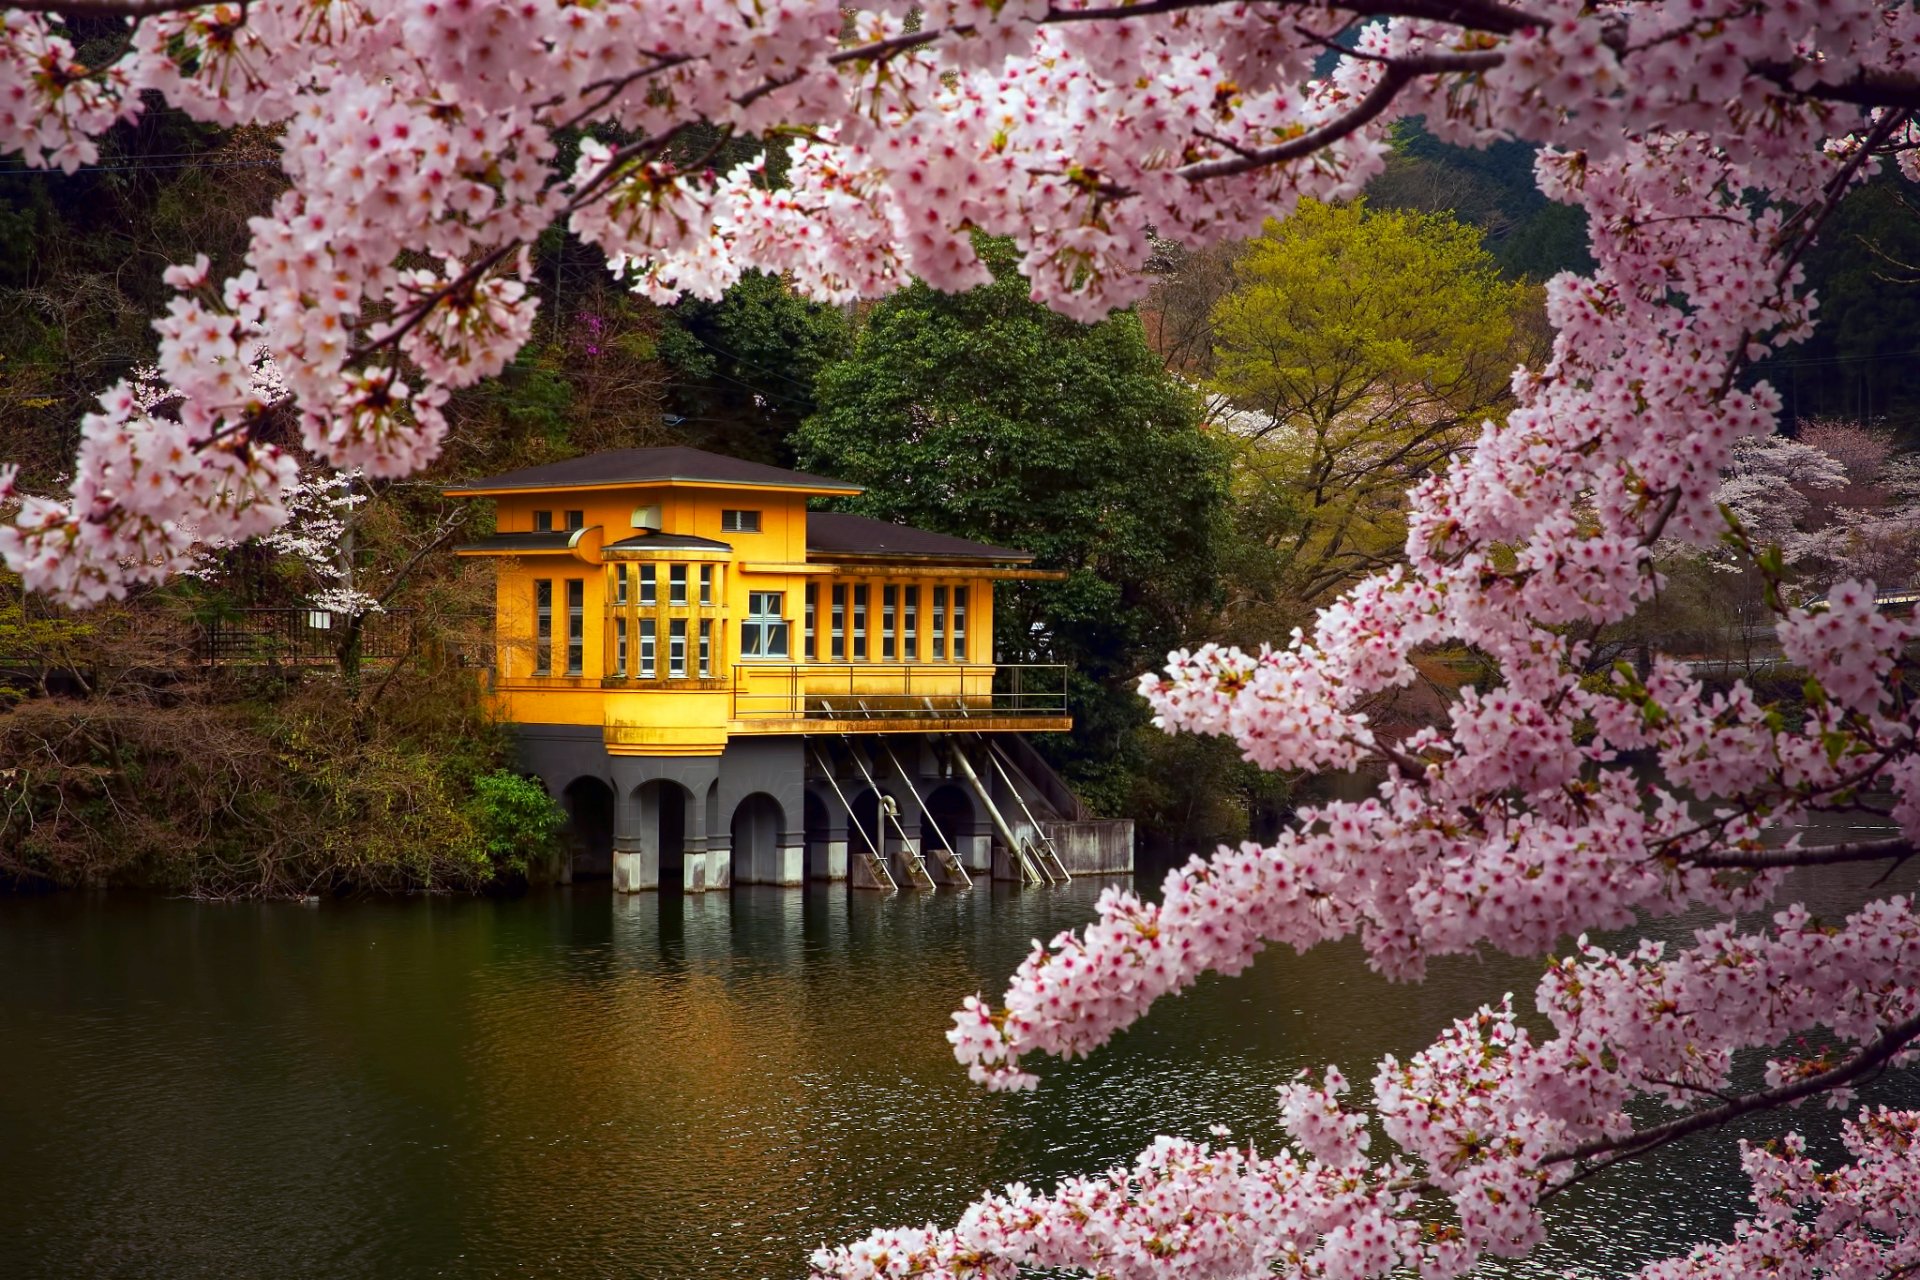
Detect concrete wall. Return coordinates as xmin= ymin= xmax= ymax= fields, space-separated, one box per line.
xmin=1042 ymin=819 xmax=1135 ymax=877
xmin=520 ymin=725 xmax=1129 ymax=890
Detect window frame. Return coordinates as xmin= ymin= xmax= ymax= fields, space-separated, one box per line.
xmin=720 ymin=509 xmax=762 ymax=533
xmin=533 ymin=578 xmax=553 ymax=675
xmin=881 ymin=585 xmax=897 ymax=660
xmin=639 ymin=618 xmax=656 ymax=678
xmin=669 ymin=619 xmax=688 ymax=678
xmin=740 ymin=591 xmax=791 ymax=660
xmin=566 ymin=579 xmax=585 ymax=675
xmin=669 ymin=564 xmax=688 ymax=606
xmin=952 ymin=585 xmax=968 ymax=662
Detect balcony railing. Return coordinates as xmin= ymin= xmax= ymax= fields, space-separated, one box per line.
xmin=730 ymin=662 xmax=1069 ymax=721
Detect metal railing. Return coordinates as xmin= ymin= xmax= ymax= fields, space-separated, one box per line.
xmin=199 ymin=608 xmax=418 ymax=666
xmin=731 ymin=662 xmax=1069 ymax=720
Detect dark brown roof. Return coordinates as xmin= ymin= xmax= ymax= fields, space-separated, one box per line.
xmin=805 ymin=512 xmax=1034 ymax=564
xmin=453 ymin=529 xmax=591 ymax=554
xmin=445 ymin=447 xmax=862 ymax=495
xmin=605 ymin=532 xmax=733 ymax=552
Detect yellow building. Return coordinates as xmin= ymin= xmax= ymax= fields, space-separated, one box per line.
xmin=447 ymin=447 xmax=1128 ymax=893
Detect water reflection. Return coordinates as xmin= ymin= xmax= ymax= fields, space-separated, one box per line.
xmin=0 ymin=860 xmax=1915 ymax=1279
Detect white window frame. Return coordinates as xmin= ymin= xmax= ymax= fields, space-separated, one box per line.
xmin=669 ymin=619 xmax=688 ymax=678
xmin=740 ymin=591 xmax=790 ymax=660
xmin=639 ymin=619 xmax=656 ymax=678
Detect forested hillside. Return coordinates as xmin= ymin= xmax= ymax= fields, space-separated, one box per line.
xmin=5 ymin=97 xmax=1920 ymax=892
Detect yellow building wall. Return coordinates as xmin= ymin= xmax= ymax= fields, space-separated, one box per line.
xmin=467 ymin=483 xmax=1030 ymax=749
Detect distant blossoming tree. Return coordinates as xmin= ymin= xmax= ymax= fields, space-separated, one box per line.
xmin=4 ymin=2 xmax=1920 ymax=1277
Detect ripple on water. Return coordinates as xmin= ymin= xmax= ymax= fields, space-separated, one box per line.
xmin=0 ymin=861 xmax=1916 ymax=1278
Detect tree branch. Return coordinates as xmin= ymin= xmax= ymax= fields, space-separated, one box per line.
xmin=1680 ymin=836 xmax=1917 ymax=870
xmin=1754 ymin=63 xmax=1920 ymax=111
xmin=1542 ymin=1007 xmax=1920 ymax=1196
xmin=1178 ymin=51 xmax=1502 ymax=182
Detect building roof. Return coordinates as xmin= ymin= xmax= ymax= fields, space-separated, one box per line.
xmin=453 ymin=529 xmax=592 ymax=555
xmin=444 ymin=447 xmax=863 ymax=496
xmin=604 ymin=532 xmax=734 ymax=552
xmin=805 ymin=512 xmax=1035 ymax=564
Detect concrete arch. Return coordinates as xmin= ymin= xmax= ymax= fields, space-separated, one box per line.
xmin=803 ymin=789 xmax=836 ymax=882
xmin=561 ymin=776 xmax=615 ymax=881
xmin=846 ymin=786 xmax=884 ymax=863
xmin=627 ymin=779 xmax=696 ymax=892
xmin=924 ymin=781 xmax=990 ymax=876
xmin=730 ymin=791 xmax=796 ymax=886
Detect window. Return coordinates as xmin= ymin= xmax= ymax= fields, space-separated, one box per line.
xmin=932 ymin=586 xmax=947 ymax=660
xmin=741 ymin=592 xmax=789 ymax=659
xmin=804 ymin=584 xmax=818 ymax=660
xmin=564 ymin=509 xmax=584 ymax=531
xmin=952 ymin=586 xmax=968 ymax=662
xmin=639 ymin=564 xmax=656 ymax=606
xmin=669 ymin=564 xmax=688 ymax=606
xmin=852 ymin=585 xmax=869 ymax=660
xmin=669 ymin=619 xmax=687 ymax=678
xmin=699 ymin=564 xmax=714 ymax=606
xmin=721 ymin=509 xmax=761 ymax=533
xmin=532 ymin=510 xmax=553 ymax=532
xmin=902 ymin=585 xmax=919 ymax=660
xmin=534 ymin=579 xmax=553 ymax=674
xmin=699 ymin=619 xmax=712 ymax=677
xmin=882 ymin=585 xmax=897 ymax=660
xmin=830 ymin=584 xmax=846 ymax=660
xmin=639 ymin=619 xmax=656 ymax=678
xmin=614 ymin=616 xmax=628 ymax=676
xmin=612 ymin=564 xmax=629 ymax=606
xmin=566 ymin=579 xmax=584 ymax=674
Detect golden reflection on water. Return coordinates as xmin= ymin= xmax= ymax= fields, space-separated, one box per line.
xmin=1 ymin=859 xmax=1917 ymax=1279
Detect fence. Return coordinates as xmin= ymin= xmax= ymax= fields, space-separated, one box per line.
xmin=199 ymin=608 xmax=418 ymax=666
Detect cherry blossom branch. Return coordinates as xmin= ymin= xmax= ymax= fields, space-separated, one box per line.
xmin=1756 ymin=63 xmax=1920 ymax=111
xmin=1178 ymin=51 xmax=1503 ymax=181
xmin=1679 ymin=836 xmax=1918 ymax=871
xmin=1543 ymin=1008 xmax=1920 ymax=1194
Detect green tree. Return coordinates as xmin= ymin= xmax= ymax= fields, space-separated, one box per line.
xmin=797 ymin=240 xmax=1229 ymax=809
xmin=1209 ymin=199 xmax=1524 ymax=631
xmin=658 ymin=270 xmax=852 ymax=461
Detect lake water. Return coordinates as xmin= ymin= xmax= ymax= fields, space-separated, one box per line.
xmin=3 ymin=856 xmax=1916 ymax=1279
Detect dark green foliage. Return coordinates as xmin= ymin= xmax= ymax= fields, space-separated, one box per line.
xmin=465 ymin=770 xmax=569 ymax=879
xmin=658 ymin=270 xmax=851 ymax=461
xmin=1750 ymin=176 xmax=1920 ymax=440
xmin=797 ymin=239 xmax=1231 ymax=808
xmin=1365 ymin=121 xmax=1595 ymax=281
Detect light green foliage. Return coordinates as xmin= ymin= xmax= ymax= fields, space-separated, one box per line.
xmin=797 ymin=238 xmax=1230 ymax=805
xmin=1209 ymin=199 xmax=1523 ymax=628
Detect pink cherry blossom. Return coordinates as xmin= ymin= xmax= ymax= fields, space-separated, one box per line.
xmin=6 ymin=3 xmax=1920 ymax=1278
